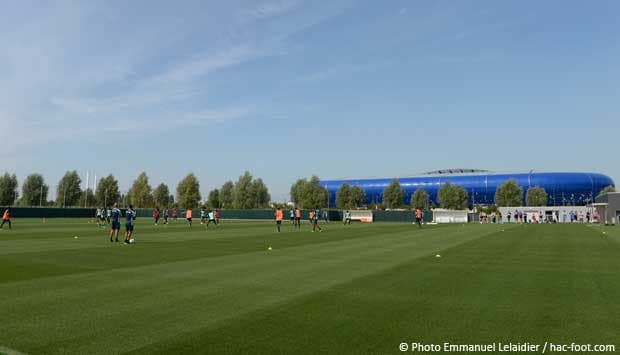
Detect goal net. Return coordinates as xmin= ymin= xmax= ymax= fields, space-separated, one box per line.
xmin=346 ymin=210 xmax=374 ymax=223
xmin=432 ymin=209 xmax=468 ymax=223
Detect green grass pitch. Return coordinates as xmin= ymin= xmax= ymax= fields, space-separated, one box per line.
xmin=1 ymin=219 xmax=619 ymax=354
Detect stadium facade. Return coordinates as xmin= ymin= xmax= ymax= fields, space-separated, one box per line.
xmin=320 ymin=170 xmax=615 ymax=207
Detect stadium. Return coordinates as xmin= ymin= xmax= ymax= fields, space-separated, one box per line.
xmin=321 ymin=170 xmax=616 ymax=206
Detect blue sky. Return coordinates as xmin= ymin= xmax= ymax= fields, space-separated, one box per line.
xmin=2 ymin=0 xmax=619 ymax=202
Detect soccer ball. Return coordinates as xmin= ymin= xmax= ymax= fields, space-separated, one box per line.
xmin=129 ymin=238 xmax=135 ymax=244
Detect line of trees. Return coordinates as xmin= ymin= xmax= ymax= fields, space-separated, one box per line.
xmin=204 ymin=171 xmax=271 ymax=210
xmin=0 ymin=170 xmax=271 ymax=209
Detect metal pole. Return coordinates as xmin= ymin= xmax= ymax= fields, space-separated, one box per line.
xmin=40 ymin=184 xmax=43 ymax=207
xmin=63 ymin=184 xmax=67 ymax=208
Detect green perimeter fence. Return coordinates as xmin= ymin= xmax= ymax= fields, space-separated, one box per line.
xmin=0 ymin=207 xmax=434 ymax=223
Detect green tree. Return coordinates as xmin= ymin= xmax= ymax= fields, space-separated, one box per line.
xmin=306 ymin=176 xmax=328 ymax=209
xmin=207 ymin=189 xmax=220 ymax=209
xmin=81 ymin=188 xmax=96 ymax=207
xmin=220 ymin=181 xmax=234 ymax=208
xmin=410 ymin=187 xmax=429 ymax=210
xmin=253 ymin=178 xmax=271 ymax=208
xmin=438 ymin=181 xmax=469 ymax=210
xmin=233 ymin=171 xmax=255 ymax=209
xmin=494 ymin=179 xmax=523 ymax=207
xmin=526 ymin=186 xmax=548 ymax=206
xmin=176 ymin=173 xmax=201 ymax=209
xmin=0 ymin=173 xmax=18 ymax=205
xmin=336 ymin=183 xmax=352 ymax=209
xmin=382 ymin=179 xmax=404 ymax=209
xmin=350 ymin=185 xmax=366 ymax=208
xmin=152 ymin=183 xmax=171 ymax=207
xmin=20 ymin=173 xmax=48 ymax=206
xmin=290 ymin=176 xmax=327 ymax=209
xmin=95 ymin=174 xmax=120 ymax=207
xmin=56 ymin=171 xmax=82 ymax=207
xmin=290 ymin=179 xmax=306 ymax=206
xmin=598 ymin=185 xmax=616 ymax=197
xmin=128 ymin=172 xmax=153 ymax=207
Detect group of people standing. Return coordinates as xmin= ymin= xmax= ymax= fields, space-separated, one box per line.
xmin=107 ymin=203 xmax=135 ymax=244
xmin=504 ymin=209 xmax=599 ymax=224
xmin=151 ymin=207 xmax=220 ymax=228
xmin=151 ymin=207 xmax=181 ymax=225
xmin=275 ymin=207 xmax=326 ymax=232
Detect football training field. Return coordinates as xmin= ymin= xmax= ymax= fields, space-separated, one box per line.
xmin=1 ymin=219 xmax=619 ymax=354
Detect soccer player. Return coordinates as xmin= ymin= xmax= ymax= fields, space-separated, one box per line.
xmin=312 ymin=209 xmax=322 ymax=232
xmin=0 ymin=208 xmax=12 ymax=230
xmin=100 ymin=207 xmax=107 ymax=226
xmin=164 ymin=208 xmax=169 ymax=224
xmin=275 ymin=207 xmax=283 ymax=232
xmin=153 ymin=208 xmax=160 ymax=225
xmin=124 ymin=205 xmax=136 ymax=244
xmin=173 ymin=208 xmax=178 ymax=222
xmin=108 ymin=203 xmax=122 ymax=242
xmin=308 ymin=210 xmax=315 ymax=226
xmin=322 ymin=210 xmax=329 ymax=223
xmin=344 ymin=210 xmax=352 ymax=225
xmin=106 ymin=207 xmax=112 ymax=224
xmin=200 ymin=207 xmax=207 ymax=225
xmin=214 ymin=209 xmax=220 ymax=225
xmin=289 ymin=208 xmax=294 ymax=224
xmin=186 ymin=208 xmax=193 ymax=227
xmin=415 ymin=208 xmax=423 ymax=228
xmin=95 ymin=208 xmax=102 ymax=227
xmin=206 ymin=210 xmax=217 ymax=228
xmin=294 ymin=207 xmax=301 ymax=230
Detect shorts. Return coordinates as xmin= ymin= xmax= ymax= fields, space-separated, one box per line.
xmin=277 ymin=220 xmax=282 ymax=225
xmin=416 ymin=217 xmax=422 ymax=223
xmin=187 ymin=218 xmax=192 ymax=222
xmin=125 ymin=223 xmax=134 ymax=232
xmin=295 ymin=217 xmax=301 ymax=221
xmin=112 ymin=221 xmax=120 ymax=230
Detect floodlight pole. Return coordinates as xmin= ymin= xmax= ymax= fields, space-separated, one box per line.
xmin=85 ymin=171 xmax=89 ymax=208
xmin=40 ymin=184 xmax=43 ymax=207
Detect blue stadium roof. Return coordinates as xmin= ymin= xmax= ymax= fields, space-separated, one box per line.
xmin=320 ymin=171 xmax=615 ymax=207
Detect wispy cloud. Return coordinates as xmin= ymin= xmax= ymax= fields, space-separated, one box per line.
xmin=148 ymin=45 xmax=265 ymax=84
xmin=241 ymin=0 xmax=302 ymax=21
xmin=181 ymin=107 xmax=254 ymax=125
xmin=292 ymin=62 xmax=385 ymax=84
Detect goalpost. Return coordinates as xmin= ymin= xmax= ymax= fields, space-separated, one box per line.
xmin=432 ymin=209 xmax=468 ymax=223
xmin=347 ymin=210 xmax=374 ymax=223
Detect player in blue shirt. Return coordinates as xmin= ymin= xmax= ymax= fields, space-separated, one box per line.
xmin=108 ymin=203 xmax=122 ymax=243
xmin=124 ymin=205 xmax=136 ymax=244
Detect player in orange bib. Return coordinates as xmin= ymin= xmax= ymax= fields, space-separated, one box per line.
xmin=1 ymin=208 xmax=11 ymax=230
xmin=294 ymin=208 xmax=301 ymax=230
xmin=415 ymin=208 xmax=423 ymax=228
xmin=275 ymin=207 xmax=283 ymax=232
xmin=186 ymin=209 xmax=193 ymax=228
